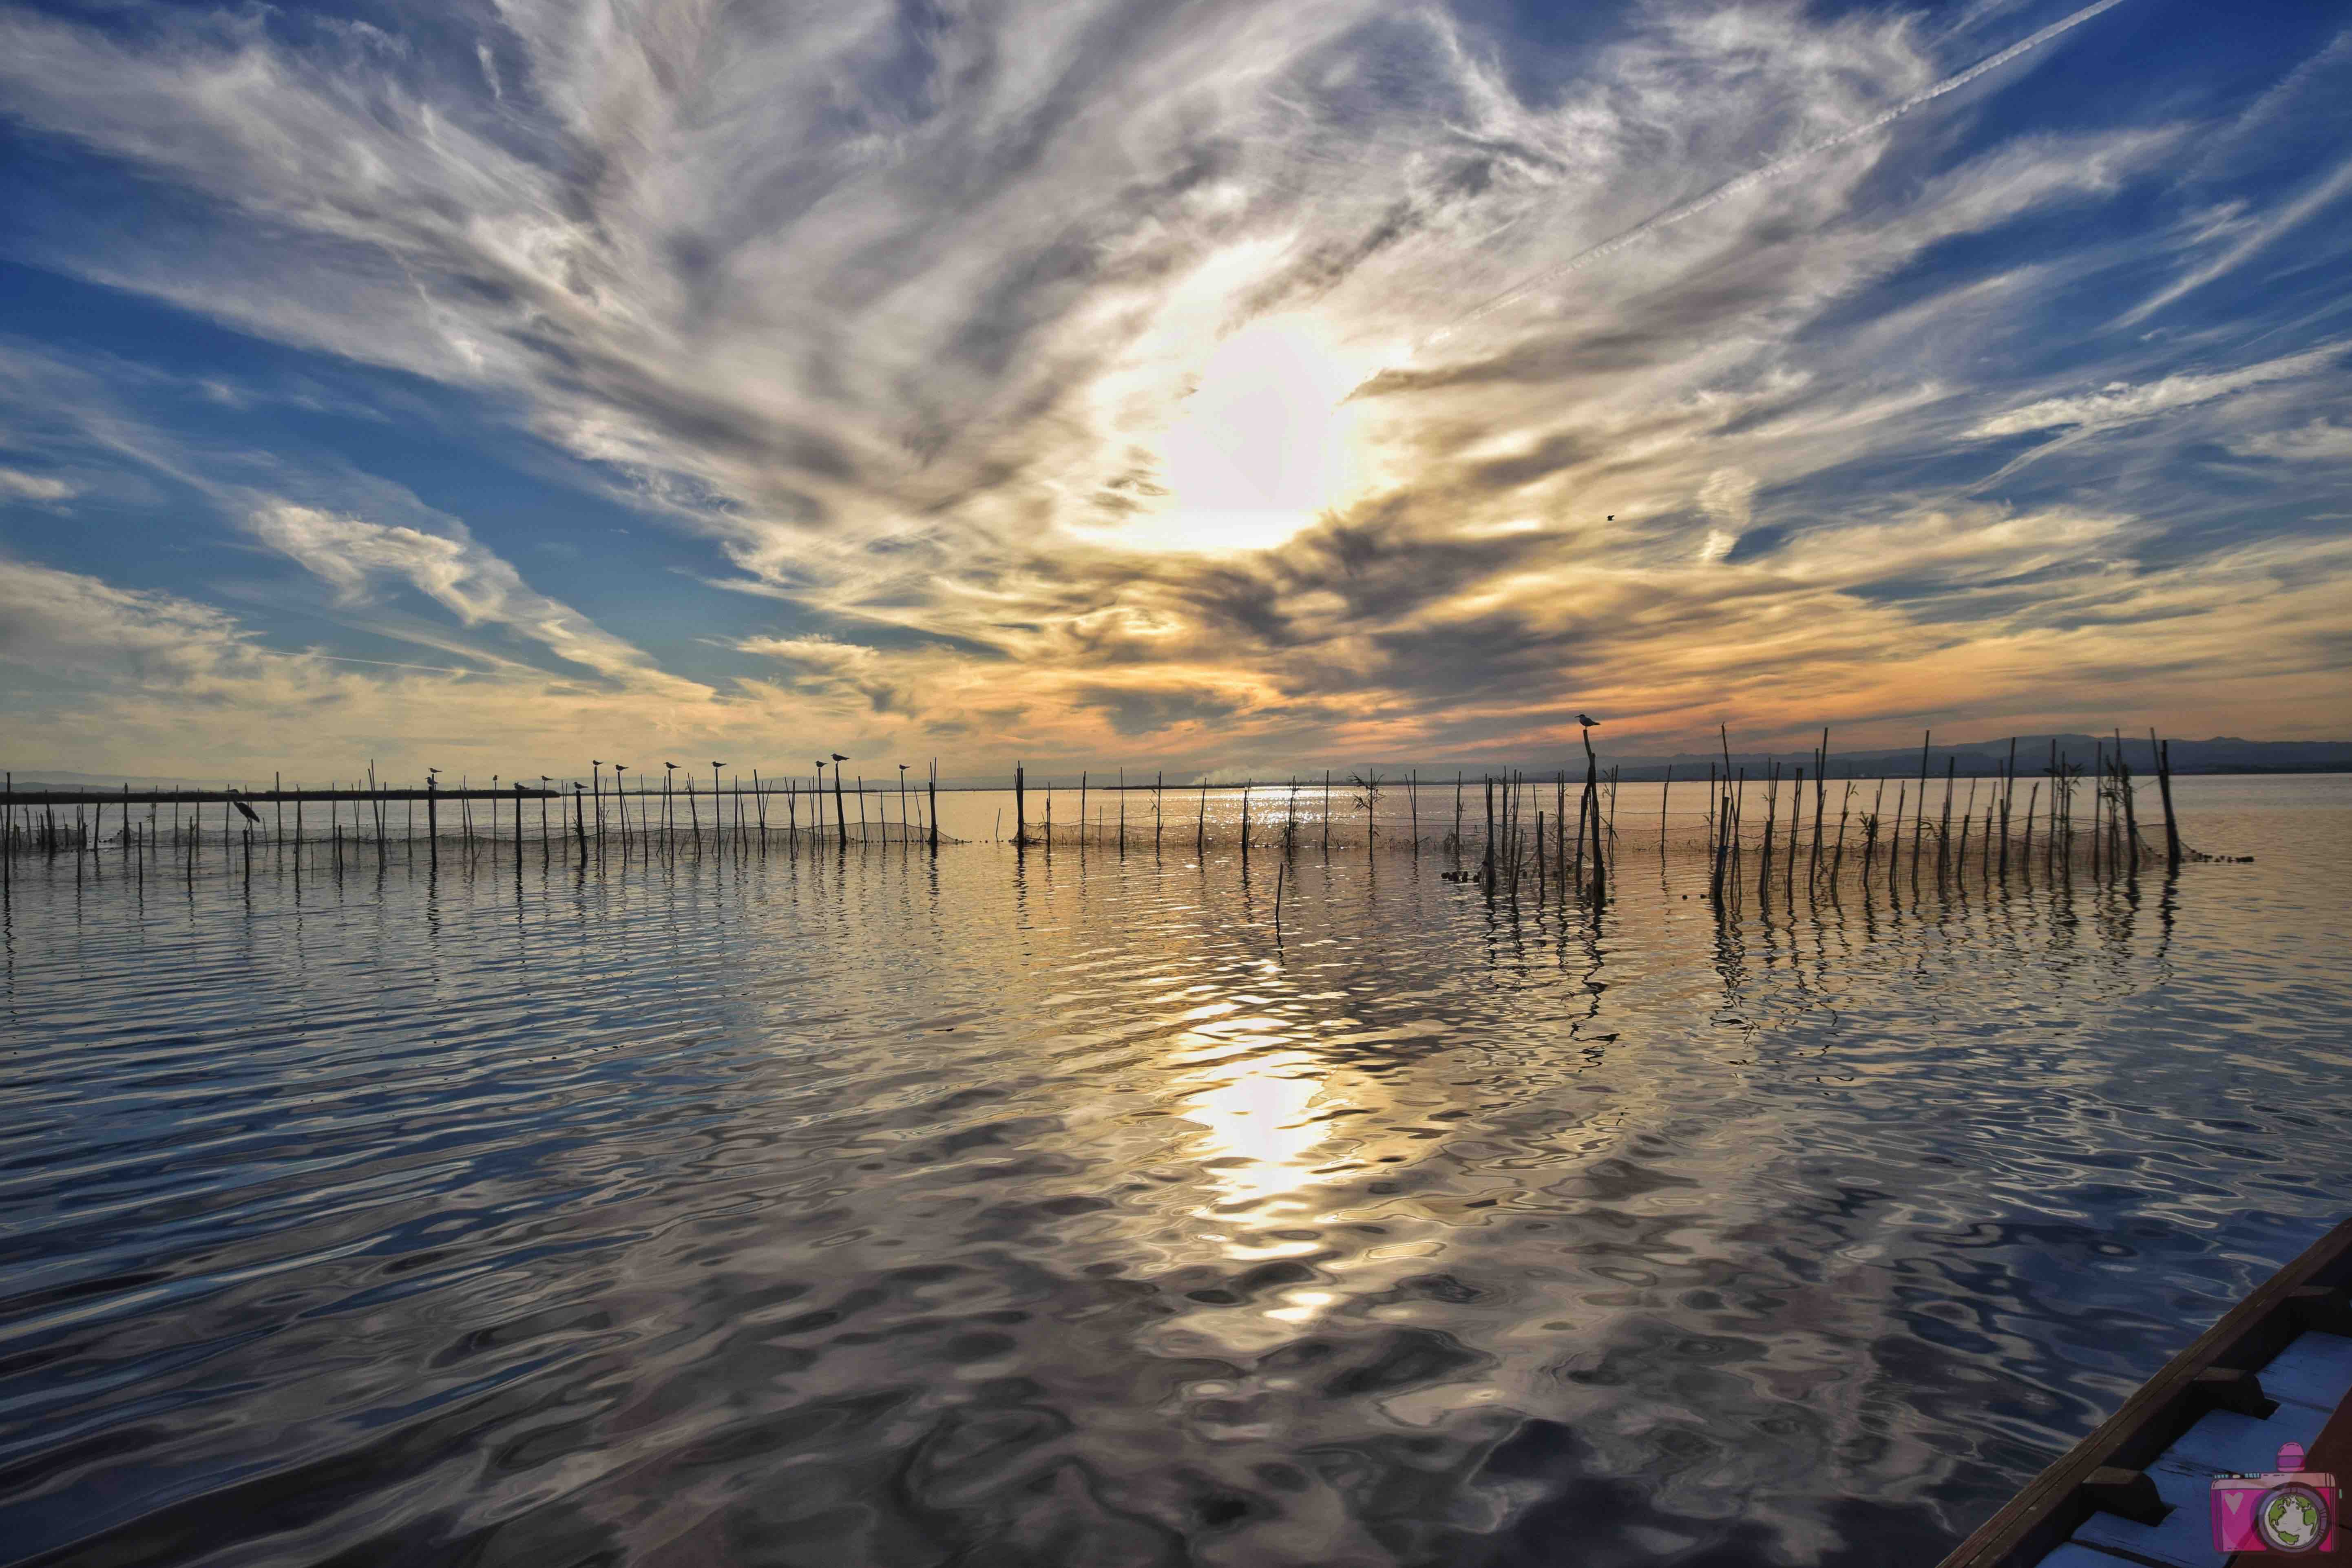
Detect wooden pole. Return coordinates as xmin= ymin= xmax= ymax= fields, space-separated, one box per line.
xmin=1832 ymin=780 xmax=1853 ymax=882
xmin=2021 ymin=782 xmax=2038 ymax=873
xmin=928 ymin=760 xmax=939 ymax=851
xmin=1888 ymin=783 xmax=1904 ymax=898
xmin=1811 ymin=728 xmax=1828 ymax=876
xmin=1912 ymin=730 xmax=1930 ymax=882
xmin=1482 ymin=775 xmax=1495 ymax=890
xmin=1583 ymin=728 xmax=1604 ymax=905
xmin=1786 ymin=766 xmax=1801 ymax=903
xmin=1938 ymin=757 xmax=1955 ymax=881
xmin=2155 ymin=735 xmax=2181 ymax=870
xmin=1014 ymin=762 xmax=1029 ymax=847
xmin=2001 ymin=739 xmax=2016 ymax=879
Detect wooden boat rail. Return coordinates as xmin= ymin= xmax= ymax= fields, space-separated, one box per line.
xmin=1937 ymin=1216 xmax=2352 ymax=1568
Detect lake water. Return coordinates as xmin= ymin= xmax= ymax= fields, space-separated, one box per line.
xmin=2 ymin=775 xmax=2347 ymax=1566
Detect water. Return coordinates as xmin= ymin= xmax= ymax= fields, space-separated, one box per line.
xmin=2 ymin=776 xmax=2346 ymax=1566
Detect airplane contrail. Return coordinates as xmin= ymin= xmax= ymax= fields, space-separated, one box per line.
xmin=1418 ymin=0 xmax=2139 ymax=351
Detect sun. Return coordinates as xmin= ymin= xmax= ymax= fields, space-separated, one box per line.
xmin=1106 ymin=316 xmax=1368 ymax=555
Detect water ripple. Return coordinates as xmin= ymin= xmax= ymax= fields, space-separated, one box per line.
xmin=0 ymin=779 xmax=2346 ymax=1565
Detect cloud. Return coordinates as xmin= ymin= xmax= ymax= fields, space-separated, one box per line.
xmin=243 ymin=500 xmax=701 ymax=697
xmin=1965 ymin=349 xmax=2342 ymax=438
xmin=2228 ymin=420 xmax=2352 ymax=462
xmin=0 ymin=555 xmax=256 ymax=676
xmin=0 ymin=467 xmax=77 ymax=502
xmin=2122 ymin=151 xmax=2352 ymax=326
xmin=734 ymin=633 xmax=915 ymax=714
xmin=0 ymin=0 xmax=2346 ymax=764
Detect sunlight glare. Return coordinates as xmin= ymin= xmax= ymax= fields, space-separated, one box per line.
xmin=1114 ymin=316 xmax=1365 ymax=555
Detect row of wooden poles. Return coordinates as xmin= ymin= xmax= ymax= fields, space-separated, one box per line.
xmin=1695 ymin=727 xmax=2203 ymax=909
xmin=997 ymin=727 xmax=1617 ymax=909
xmin=0 ymin=761 xmax=951 ymax=881
xmin=4 ymin=729 xmax=2211 ymax=905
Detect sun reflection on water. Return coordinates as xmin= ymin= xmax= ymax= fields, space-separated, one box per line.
xmin=1172 ymin=1028 xmax=1348 ymax=1221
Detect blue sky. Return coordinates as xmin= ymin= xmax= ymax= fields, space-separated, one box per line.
xmin=0 ymin=0 xmax=2347 ymax=780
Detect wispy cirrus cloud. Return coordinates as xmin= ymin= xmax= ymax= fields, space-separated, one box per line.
xmin=0 ymin=467 xmax=75 ymax=502
xmin=0 ymin=0 xmax=2347 ymax=772
xmin=243 ymin=500 xmax=704 ymax=698
xmin=1966 ymin=349 xmax=2344 ymax=439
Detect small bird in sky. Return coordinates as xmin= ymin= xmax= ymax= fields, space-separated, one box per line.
xmin=1578 ymin=712 xmax=1601 ymax=727
xmin=1606 ymin=515 xmax=1614 ymax=521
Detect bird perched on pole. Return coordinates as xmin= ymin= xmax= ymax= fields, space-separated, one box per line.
xmin=226 ymin=788 xmax=261 ymax=825
xmin=1577 ymin=713 xmax=1601 ymax=728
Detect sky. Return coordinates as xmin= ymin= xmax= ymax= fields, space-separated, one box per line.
xmin=1 ymin=0 xmax=2348 ymax=783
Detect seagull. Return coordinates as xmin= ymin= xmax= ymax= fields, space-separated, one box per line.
xmin=1578 ymin=713 xmax=1601 ymax=728
xmin=225 ymin=788 xmax=261 ymax=825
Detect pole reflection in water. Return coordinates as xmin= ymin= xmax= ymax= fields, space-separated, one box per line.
xmin=0 ymin=780 xmax=2343 ymax=1567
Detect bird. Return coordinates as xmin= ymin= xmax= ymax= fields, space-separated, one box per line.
xmin=1606 ymin=515 xmax=1614 ymax=521
xmin=831 ymin=753 xmax=849 ymax=763
xmin=663 ymin=761 xmax=677 ymax=771
xmin=1578 ymin=713 xmax=1601 ymax=728
xmin=226 ymin=788 xmax=261 ymax=825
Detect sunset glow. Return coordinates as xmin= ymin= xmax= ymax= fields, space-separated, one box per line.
xmin=0 ymin=0 xmax=2346 ymax=778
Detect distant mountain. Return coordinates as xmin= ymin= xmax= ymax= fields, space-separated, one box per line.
xmin=2 ymin=770 xmax=228 ymax=790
